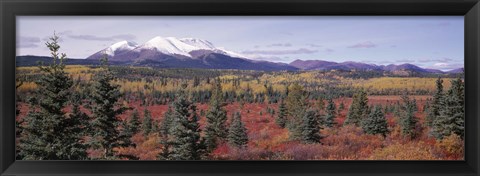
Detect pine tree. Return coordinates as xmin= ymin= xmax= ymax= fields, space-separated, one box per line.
xmin=301 ymin=109 xmax=322 ymax=143
xmin=432 ymin=77 xmax=464 ymax=139
xmin=19 ymin=33 xmax=89 ymax=160
xmin=128 ymin=109 xmax=141 ymax=134
xmin=324 ymin=98 xmax=337 ymax=128
xmin=142 ymin=108 xmax=153 ymax=136
xmin=361 ymin=105 xmax=388 ymax=137
xmin=204 ymin=78 xmax=228 ymax=152
xmin=399 ymin=95 xmax=418 ymax=139
xmin=88 ymin=56 xmax=134 ymax=160
xmin=285 ymin=83 xmax=308 ymax=140
xmin=228 ymin=112 xmax=249 ymax=148
xmin=275 ymin=100 xmax=287 ymax=128
xmin=166 ymin=88 xmax=205 ymax=160
xmin=158 ymin=107 xmax=173 ymax=160
xmin=345 ymin=89 xmax=369 ymax=126
xmin=426 ymin=77 xmax=444 ymax=127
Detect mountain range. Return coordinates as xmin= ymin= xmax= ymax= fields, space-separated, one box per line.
xmin=17 ymin=36 xmax=463 ymax=74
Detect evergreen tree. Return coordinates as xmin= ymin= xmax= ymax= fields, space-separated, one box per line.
xmin=426 ymin=77 xmax=444 ymax=127
xmin=228 ymin=112 xmax=249 ymax=148
xmin=166 ymin=88 xmax=205 ymax=160
xmin=399 ymin=95 xmax=418 ymax=139
xmin=361 ymin=105 xmax=388 ymax=137
xmin=285 ymin=83 xmax=308 ymax=140
xmin=432 ymin=77 xmax=464 ymax=139
xmin=324 ymin=98 xmax=337 ymax=128
xmin=88 ymin=56 xmax=134 ymax=160
xmin=276 ymin=100 xmax=287 ymax=128
xmin=19 ymin=33 xmax=89 ymax=160
xmin=317 ymin=96 xmax=325 ymax=114
xmin=128 ymin=109 xmax=141 ymax=134
xmin=142 ymin=108 xmax=153 ymax=136
xmin=158 ymin=107 xmax=174 ymax=160
xmin=301 ymin=109 xmax=322 ymax=143
xmin=204 ymin=78 xmax=228 ymax=152
xmin=345 ymin=89 xmax=368 ymax=126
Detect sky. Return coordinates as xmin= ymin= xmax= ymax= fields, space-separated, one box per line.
xmin=17 ymin=16 xmax=464 ymax=71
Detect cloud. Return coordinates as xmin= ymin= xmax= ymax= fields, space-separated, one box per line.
xmin=348 ymin=41 xmax=376 ymax=48
xmin=241 ymin=48 xmax=318 ymax=55
xmin=325 ymin=48 xmax=334 ymax=53
xmin=17 ymin=36 xmax=41 ymax=48
xmin=67 ymin=34 xmax=136 ymax=41
xmin=266 ymin=43 xmax=292 ymax=47
xmin=396 ymin=59 xmax=415 ymax=63
xmin=417 ymin=57 xmax=453 ymax=63
xmin=430 ymin=62 xmax=464 ymax=71
xmin=307 ymin=44 xmax=322 ymax=48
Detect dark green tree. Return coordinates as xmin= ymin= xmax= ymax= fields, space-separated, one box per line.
xmin=204 ymin=78 xmax=228 ymax=152
xmin=399 ymin=95 xmax=418 ymax=139
xmin=432 ymin=76 xmax=464 ymax=139
xmin=285 ymin=83 xmax=308 ymax=140
xmin=426 ymin=77 xmax=444 ymax=127
xmin=166 ymin=88 xmax=205 ymax=160
xmin=345 ymin=89 xmax=369 ymax=126
xmin=128 ymin=109 xmax=141 ymax=134
xmin=88 ymin=56 xmax=134 ymax=160
xmin=228 ymin=112 xmax=249 ymax=148
xmin=275 ymin=100 xmax=287 ymax=128
xmin=142 ymin=108 xmax=153 ymax=136
xmin=301 ymin=109 xmax=322 ymax=143
xmin=324 ymin=98 xmax=337 ymax=128
xmin=19 ymin=33 xmax=89 ymax=160
xmin=361 ymin=105 xmax=388 ymax=137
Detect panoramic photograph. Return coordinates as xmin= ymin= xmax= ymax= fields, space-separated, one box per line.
xmin=15 ymin=16 xmax=464 ymax=160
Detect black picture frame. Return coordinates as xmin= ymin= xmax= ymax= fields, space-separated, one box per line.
xmin=1 ymin=0 xmax=479 ymax=175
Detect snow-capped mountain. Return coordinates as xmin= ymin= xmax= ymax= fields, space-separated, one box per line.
xmin=86 ymin=41 xmax=138 ymax=60
xmin=85 ymin=36 xmax=294 ymax=71
xmin=87 ymin=36 xmax=246 ymax=61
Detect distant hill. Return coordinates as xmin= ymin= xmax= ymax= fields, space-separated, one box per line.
xmin=289 ymin=59 xmax=462 ymax=75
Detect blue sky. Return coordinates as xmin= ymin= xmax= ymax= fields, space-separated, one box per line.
xmin=17 ymin=16 xmax=464 ymax=71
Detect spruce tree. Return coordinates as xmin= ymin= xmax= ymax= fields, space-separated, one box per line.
xmin=324 ymin=98 xmax=337 ymax=128
xmin=301 ymin=109 xmax=322 ymax=143
xmin=345 ymin=89 xmax=368 ymax=126
xmin=276 ymin=100 xmax=287 ymax=128
xmin=361 ymin=105 xmax=388 ymax=137
xmin=88 ymin=56 xmax=134 ymax=160
xmin=166 ymin=87 xmax=205 ymax=160
xmin=204 ymin=78 xmax=228 ymax=152
xmin=285 ymin=83 xmax=308 ymax=140
xmin=432 ymin=77 xmax=464 ymax=139
xmin=228 ymin=112 xmax=249 ymax=148
xmin=128 ymin=109 xmax=141 ymax=134
xmin=426 ymin=77 xmax=444 ymax=127
xmin=19 ymin=33 xmax=89 ymax=160
xmin=399 ymin=95 xmax=418 ymax=139
xmin=142 ymin=108 xmax=153 ymax=136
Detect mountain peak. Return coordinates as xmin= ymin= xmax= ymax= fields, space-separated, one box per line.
xmin=105 ymin=40 xmax=138 ymax=56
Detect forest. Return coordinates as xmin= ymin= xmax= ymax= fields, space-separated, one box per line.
xmin=15 ymin=35 xmax=465 ymax=160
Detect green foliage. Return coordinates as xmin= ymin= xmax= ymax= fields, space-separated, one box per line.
xmin=19 ymin=33 xmax=89 ymax=160
xmin=276 ymin=100 xmax=287 ymax=128
xmin=127 ymin=109 xmax=141 ymax=134
xmin=345 ymin=89 xmax=369 ymax=126
xmin=88 ymin=56 xmax=135 ymax=160
xmin=285 ymin=83 xmax=308 ymax=140
xmin=142 ymin=108 xmax=153 ymax=136
xmin=361 ymin=106 xmax=388 ymax=137
xmin=228 ymin=112 xmax=249 ymax=148
xmin=432 ymin=77 xmax=464 ymax=140
xmin=164 ymin=89 xmax=205 ymax=160
xmin=301 ymin=109 xmax=322 ymax=144
xmin=399 ymin=95 xmax=418 ymax=139
xmin=426 ymin=77 xmax=444 ymax=127
xmin=204 ymin=78 xmax=228 ymax=152
xmin=324 ymin=98 xmax=337 ymax=128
